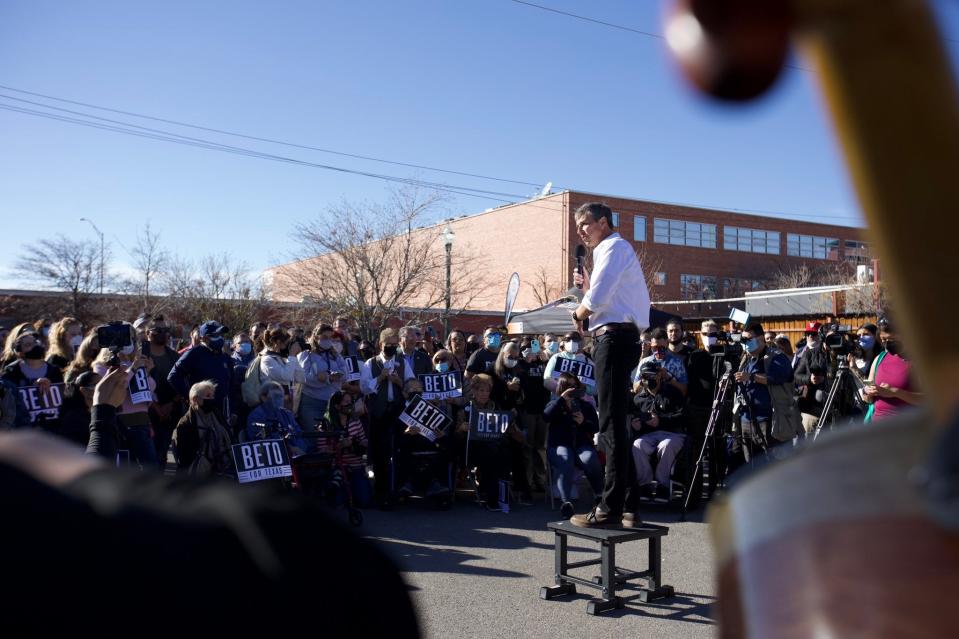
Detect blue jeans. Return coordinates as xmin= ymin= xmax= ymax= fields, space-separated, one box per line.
xmin=123 ymin=425 xmax=158 ymax=469
xmin=297 ymin=395 xmax=328 ymax=440
xmin=547 ymin=444 xmax=603 ymax=503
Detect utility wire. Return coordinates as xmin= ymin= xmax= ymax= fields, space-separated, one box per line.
xmin=0 ymin=83 xmax=543 ymax=188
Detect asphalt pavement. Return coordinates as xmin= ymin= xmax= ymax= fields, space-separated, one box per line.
xmin=361 ymin=495 xmax=717 ymax=639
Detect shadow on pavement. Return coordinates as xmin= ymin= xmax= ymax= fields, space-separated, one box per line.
xmin=373 ymin=537 xmax=531 ymax=579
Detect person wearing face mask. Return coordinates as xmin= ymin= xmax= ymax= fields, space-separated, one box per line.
xmin=543 ymin=331 xmax=598 ymax=398
xmin=729 ymin=322 xmax=798 ymax=470
xmin=45 ymin=317 xmax=83 ymax=373
xmin=144 ymin=317 xmax=183 ymax=471
xmin=245 ymin=381 xmax=307 ymax=455
xmin=365 ymin=328 xmax=414 ymax=509
xmin=173 ymin=380 xmax=234 ymax=476
xmin=861 ymin=315 xmax=922 ymax=422
xmin=92 ymin=323 xmax=158 ymax=468
xmin=685 ymin=320 xmax=733 ymax=444
xmin=848 ymin=323 xmax=879 ymax=379
xmin=793 ymin=322 xmax=833 ymax=390
xmin=465 ymin=327 xmax=502 ymax=378
xmin=33 ymin=319 xmax=53 ymax=347
xmin=520 ymin=337 xmax=551 ymax=492
xmin=254 ymin=327 xmax=305 ymax=412
xmin=297 ymin=324 xmax=346 ymax=432
xmin=490 ymin=340 xmax=533 ymax=504
xmin=168 ymin=320 xmax=235 ymax=418
xmin=2 ymin=330 xmax=65 ymax=433
xmin=398 ymin=326 xmax=433 ymax=378
xmin=633 ymin=328 xmax=688 ymax=398
xmin=320 ymin=390 xmax=372 ymax=507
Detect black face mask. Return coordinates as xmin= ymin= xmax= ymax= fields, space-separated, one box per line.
xmin=883 ymin=340 xmax=900 ymax=356
xmin=24 ymin=345 xmax=46 ymax=361
xmin=279 ymin=347 xmax=290 ymax=358
xmin=150 ymin=333 xmax=168 ymax=345
xmin=200 ymin=398 xmax=218 ymax=413
xmin=466 ymin=342 xmax=480 ymax=356
xmin=383 ymin=344 xmax=398 ymax=358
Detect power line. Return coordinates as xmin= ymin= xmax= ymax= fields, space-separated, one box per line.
xmin=508 ymin=0 xmax=663 ymax=39
xmin=505 ymin=0 xmax=811 ymax=72
xmin=0 ymin=91 xmax=863 ymax=225
xmin=0 ymin=101 xmax=528 ymax=203
xmin=0 ymin=83 xmax=544 ymax=189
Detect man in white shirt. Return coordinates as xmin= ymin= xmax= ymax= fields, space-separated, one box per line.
xmin=569 ymin=202 xmax=650 ymax=528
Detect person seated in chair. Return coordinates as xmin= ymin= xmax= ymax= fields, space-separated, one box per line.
xmin=630 ymin=360 xmax=687 ymax=502
xmin=246 ymin=381 xmax=307 ymax=455
xmin=395 ymin=378 xmax=453 ymax=501
xmin=543 ymin=373 xmax=603 ymax=519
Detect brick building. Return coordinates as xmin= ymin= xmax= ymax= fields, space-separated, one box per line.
xmin=269 ymin=189 xmax=867 ymax=327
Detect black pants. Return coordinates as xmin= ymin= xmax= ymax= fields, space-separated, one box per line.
xmin=370 ymin=406 xmax=403 ymax=502
xmin=593 ymin=328 xmax=641 ymax=516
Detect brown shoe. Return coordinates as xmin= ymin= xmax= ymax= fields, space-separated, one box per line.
xmin=570 ymin=507 xmax=621 ymax=528
xmin=621 ymin=512 xmax=643 ymax=528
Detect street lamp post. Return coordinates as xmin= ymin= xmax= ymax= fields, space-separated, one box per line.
xmin=79 ymin=217 xmax=104 ymax=294
xmin=443 ymin=224 xmax=455 ymax=339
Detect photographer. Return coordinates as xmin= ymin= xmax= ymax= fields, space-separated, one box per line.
xmin=630 ymin=360 xmax=687 ymax=501
xmin=544 ymin=372 xmax=602 ymax=519
xmin=797 ymin=364 xmax=828 ymax=435
xmin=729 ymin=322 xmax=797 ymax=469
xmin=686 ymin=320 xmax=737 ymax=434
xmin=634 ymin=328 xmax=688 ymax=398
xmin=793 ymin=322 xmax=831 ymax=387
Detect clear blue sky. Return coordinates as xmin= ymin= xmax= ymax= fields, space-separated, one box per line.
xmin=2 ymin=0 xmax=957 ymax=289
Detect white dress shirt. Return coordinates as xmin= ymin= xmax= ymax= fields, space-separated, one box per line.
xmin=581 ymin=232 xmax=650 ymax=331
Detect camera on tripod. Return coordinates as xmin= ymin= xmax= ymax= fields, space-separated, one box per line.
xmin=823 ymin=323 xmax=855 ymax=356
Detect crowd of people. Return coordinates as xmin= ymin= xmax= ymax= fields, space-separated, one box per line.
xmin=0 ymin=307 xmax=920 ymax=519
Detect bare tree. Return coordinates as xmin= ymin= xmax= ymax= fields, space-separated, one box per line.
xmin=161 ymin=253 xmax=270 ymax=334
xmin=13 ymin=235 xmax=106 ymax=318
xmin=530 ymin=266 xmax=563 ymax=307
xmin=126 ymin=221 xmax=169 ymax=314
xmin=281 ymin=186 xmax=491 ymax=341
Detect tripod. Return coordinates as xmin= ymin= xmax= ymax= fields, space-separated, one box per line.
xmin=681 ymin=370 xmax=735 ymax=519
xmin=813 ymin=360 xmax=855 ymax=441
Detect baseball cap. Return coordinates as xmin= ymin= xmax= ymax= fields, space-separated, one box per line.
xmin=198 ymin=320 xmax=228 ymax=337
xmin=804 ymin=321 xmax=822 ymax=334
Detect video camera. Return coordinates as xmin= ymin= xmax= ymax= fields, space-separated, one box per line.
xmin=823 ymin=323 xmax=855 ymax=355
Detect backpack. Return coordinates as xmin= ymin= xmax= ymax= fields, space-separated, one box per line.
xmin=241 ymin=355 xmax=264 ymax=407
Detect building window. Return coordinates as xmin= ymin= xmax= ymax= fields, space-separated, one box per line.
xmin=653 ymin=218 xmax=717 ymax=249
xmin=724 ymin=226 xmax=780 ymax=255
xmin=787 ymin=233 xmax=840 ymax=260
xmin=654 ymin=271 xmax=666 ymax=286
xmin=723 ymin=278 xmax=765 ymax=297
xmin=844 ymin=240 xmax=870 ymax=264
xmin=633 ymin=215 xmax=646 ymax=242
xmin=611 ymin=212 xmax=620 ymax=228
xmin=680 ymin=274 xmax=718 ymax=300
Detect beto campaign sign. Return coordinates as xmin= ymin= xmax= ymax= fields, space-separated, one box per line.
xmin=551 ymin=357 xmax=596 ymax=388
xmin=232 ymin=439 xmax=293 ymax=484
xmin=468 ymin=405 xmax=513 ymax=442
xmin=129 ymin=367 xmax=153 ymax=404
xmin=343 ymin=356 xmax=362 ymax=383
xmin=399 ymin=394 xmax=451 ymax=442
xmin=18 ymin=383 xmax=64 ymax=423
xmin=417 ymin=370 xmax=463 ymax=401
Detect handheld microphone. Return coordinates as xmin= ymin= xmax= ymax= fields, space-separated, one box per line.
xmin=575 ymin=244 xmax=586 ymax=289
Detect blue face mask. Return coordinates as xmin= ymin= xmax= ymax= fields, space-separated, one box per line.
xmin=858 ymin=335 xmax=875 ymax=349
xmin=745 ymin=338 xmax=761 ymax=352
xmin=486 ymin=334 xmax=502 ymax=350
xmin=238 ymin=342 xmax=252 ymax=356
xmin=546 ymin=341 xmax=560 ymax=354
xmin=436 ymin=362 xmax=450 ymax=374
xmin=531 ymin=340 xmax=541 ymax=354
